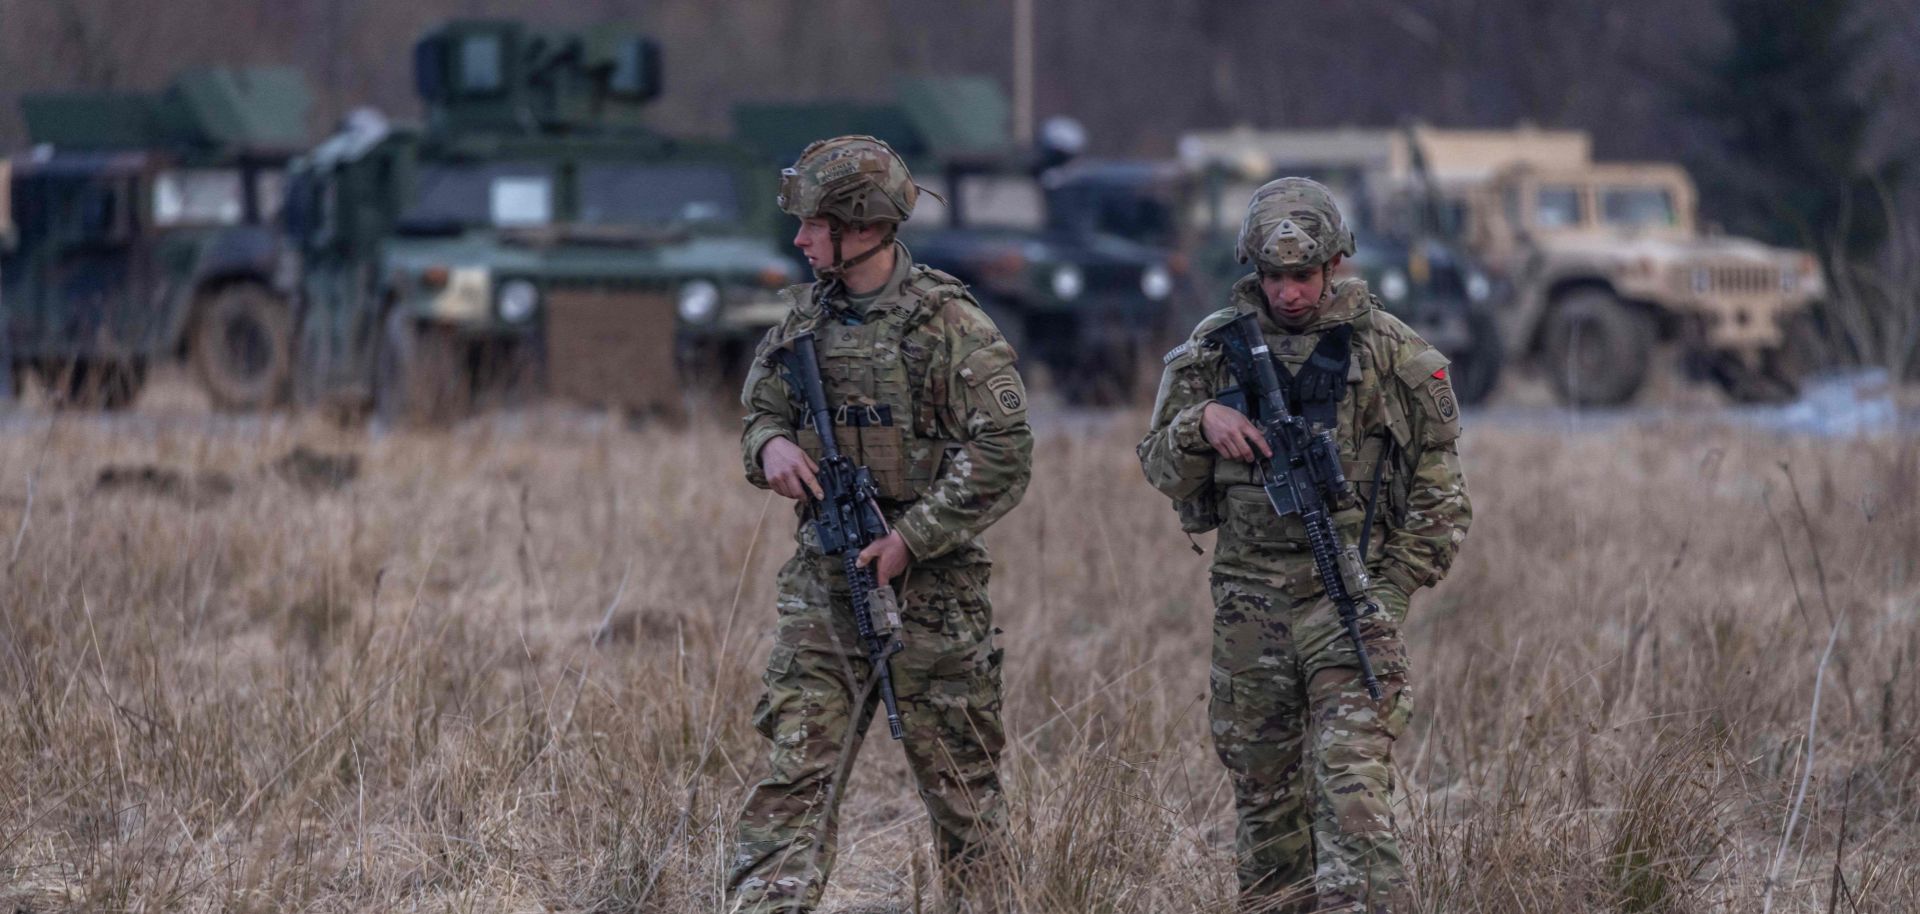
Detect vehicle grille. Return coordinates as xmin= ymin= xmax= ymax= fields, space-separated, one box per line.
xmin=1674 ymin=263 xmax=1782 ymax=297
xmin=1082 ymin=264 xmax=1139 ymax=293
xmin=543 ymin=285 xmax=682 ymax=417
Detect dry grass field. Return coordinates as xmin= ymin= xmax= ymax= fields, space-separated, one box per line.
xmin=0 ymin=402 xmax=1915 ymax=913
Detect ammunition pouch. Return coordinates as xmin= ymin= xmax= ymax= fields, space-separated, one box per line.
xmin=796 ymin=403 xmax=948 ymax=503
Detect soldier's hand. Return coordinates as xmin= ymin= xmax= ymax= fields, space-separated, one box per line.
xmin=761 ymin=437 xmax=823 ymax=500
xmin=856 ymin=530 xmax=912 ymax=583
xmin=1201 ymin=402 xmax=1272 ymax=463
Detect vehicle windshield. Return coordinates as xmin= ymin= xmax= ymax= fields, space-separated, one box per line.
xmin=1046 ymin=182 xmax=1179 ymax=246
xmin=1533 ymin=185 xmax=1584 ymax=229
xmin=405 ymin=162 xmax=553 ymax=228
xmin=1599 ymin=186 xmax=1677 ymax=229
xmin=576 ymin=163 xmax=742 ymax=226
xmin=152 ymin=169 xmax=245 ymax=226
xmin=907 ymin=175 xmax=1043 ymax=231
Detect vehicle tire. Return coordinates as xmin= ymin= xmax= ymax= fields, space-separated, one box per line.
xmin=374 ymin=309 xmax=469 ymax=427
xmin=1706 ymin=350 xmax=1801 ymax=404
xmin=42 ymin=358 xmax=146 ymax=410
xmin=672 ymin=335 xmax=735 ymax=391
xmin=1448 ymin=308 xmax=1505 ymax=406
xmin=190 ymin=282 xmax=293 ymax=411
xmin=1540 ymin=289 xmax=1656 ymax=407
xmin=1055 ymin=344 xmax=1140 ymax=407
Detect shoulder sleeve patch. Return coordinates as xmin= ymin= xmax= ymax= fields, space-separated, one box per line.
xmin=957 ymin=340 xmax=1025 ymax=419
xmin=1163 ymin=341 xmax=1193 ymax=365
xmin=1394 ymin=346 xmax=1461 ymax=441
xmin=1394 ymin=346 xmax=1451 ymax=388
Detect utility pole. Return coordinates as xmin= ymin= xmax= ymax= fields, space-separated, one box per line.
xmin=1012 ymin=0 xmax=1033 ymax=145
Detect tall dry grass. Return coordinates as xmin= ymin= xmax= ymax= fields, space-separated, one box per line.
xmin=0 ymin=405 xmax=1914 ymax=912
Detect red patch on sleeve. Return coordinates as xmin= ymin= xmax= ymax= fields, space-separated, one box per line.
xmin=1432 ymin=368 xmax=1447 ymax=380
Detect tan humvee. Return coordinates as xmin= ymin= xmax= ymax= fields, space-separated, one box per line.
xmin=1461 ymin=161 xmax=1823 ymax=405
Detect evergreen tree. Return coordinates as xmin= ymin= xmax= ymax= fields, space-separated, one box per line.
xmin=1681 ymin=0 xmax=1902 ymax=261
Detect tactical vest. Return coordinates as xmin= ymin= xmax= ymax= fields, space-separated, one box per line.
xmin=789 ymin=275 xmax=961 ymax=504
xmin=1200 ymin=312 xmax=1406 ymax=555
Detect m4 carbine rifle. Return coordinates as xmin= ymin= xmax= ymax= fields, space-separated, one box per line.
xmin=773 ymin=331 xmax=908 ymax=739
xmin=1207 ymin=312 xmax=1384 ymax=700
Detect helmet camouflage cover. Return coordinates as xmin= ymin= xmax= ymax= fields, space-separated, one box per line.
xmin=777 ymin=135 xmax=921 ymax=226
xmin=1236 ymin=177 xmax=1358 ymax=272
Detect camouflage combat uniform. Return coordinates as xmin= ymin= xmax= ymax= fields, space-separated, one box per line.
xmin=731 ymin=241 xmax=1033 ymax=913
xmin=1139 ymin=274 xmax=1471 ymax=912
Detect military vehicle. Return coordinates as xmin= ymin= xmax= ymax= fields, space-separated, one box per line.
xmin=1 ymin=68 xmax=310 ymax=409
xmin=1456 ymin=161 xmax=1822 ymax=405
xmin=284 ymin=20 xmax=799 ymax=424
xmin=1191 ymin=125 xmax=1824 ymax=406
xmin=734 ymin=78 xmax=1183 ymax=405
xmin=1054 ymin=147 xmax=1505 ymax=405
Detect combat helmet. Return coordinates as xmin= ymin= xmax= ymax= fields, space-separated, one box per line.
xmin=777 ymin=135 xmax=925 ymax=226
xmin=1236 ymin=177 xmax=1357 ymax=273
xmin=778 ymin=135 xmax=936 ymax=276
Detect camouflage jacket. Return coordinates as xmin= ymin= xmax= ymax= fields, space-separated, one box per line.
xmin=741 ymin=245 xmax=1034 ymax=567
xmin=1137 ymin=276 xmax=1471 ymax=596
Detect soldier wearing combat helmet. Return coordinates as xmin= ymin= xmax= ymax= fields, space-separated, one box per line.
xmin=731 ymin=135 xmax=1032 ymax=913
xmin=1139 ymin=177 xmax=1472 ymax=912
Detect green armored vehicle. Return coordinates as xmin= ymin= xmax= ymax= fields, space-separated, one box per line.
xmin=285 ymin=20 xmax=798 ymax=423
xmin=1 ymin=68 xmax=309 ymax=408
xmin=735 ymin=79 xmax=1183 ymax=405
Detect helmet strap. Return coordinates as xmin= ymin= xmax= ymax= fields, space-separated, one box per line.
xmin=819 ymin=220 xmax=894 ymax=280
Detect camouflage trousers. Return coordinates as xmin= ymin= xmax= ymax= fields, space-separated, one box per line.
xmin=729 ymin=553 xmax=1008 ymax=914
xmin=1208 ymin=570 xmax=1415 ymax=914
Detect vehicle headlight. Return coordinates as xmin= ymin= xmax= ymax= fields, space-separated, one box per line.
xmin=1140 ymin=265 xmax=1173 ymax=301
xmin=1780 ymin=268 xmax=1800 ymax=293
xmin=678 ymin=279 xmax=722 ymax=324
xmin=497 ymin=278 xmax=540 ymax=323
xmin=1379 ymin=268 xmax=1410 ymax=303
xmin=1466 ymin=271 xmax=1492 ymax=303
xmin=1691 ymin=268 xmax=1712 ymax=294
xmin=1051 ymin=265 xmax=1084 ymax=301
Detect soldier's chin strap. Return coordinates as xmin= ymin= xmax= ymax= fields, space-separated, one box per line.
xmin=813 ymin=223 xmax=898 ymax=324
xmin=819 ymin=222 xmax=895 ymax=280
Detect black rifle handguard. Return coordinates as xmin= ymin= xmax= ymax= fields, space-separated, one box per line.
xmin=773 ymin=331 xmax=908 ymax=738
xmin=1207 ymin=313 xmax=1383 ymax=701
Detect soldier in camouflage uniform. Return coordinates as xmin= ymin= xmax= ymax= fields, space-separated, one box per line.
xmin=1138 ymin=178 xmax=1471 ymax=913
xmin=730 ymin=136 xmax=1033 ymax=914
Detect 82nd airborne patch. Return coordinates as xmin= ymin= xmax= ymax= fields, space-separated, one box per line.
xmin=1428 ymin=374 xmax=1459 ymax=422
xmin=987 ymin=374 xmax=1026 ymax=416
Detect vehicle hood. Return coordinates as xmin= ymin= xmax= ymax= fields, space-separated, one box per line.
xmin=1539 ymin=231 xmax=1805 ymax=266
xmin=907 ymin=226 xmax=1168 ymax=268
xmin=382 ymin=231 xmax=796 ymax=281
